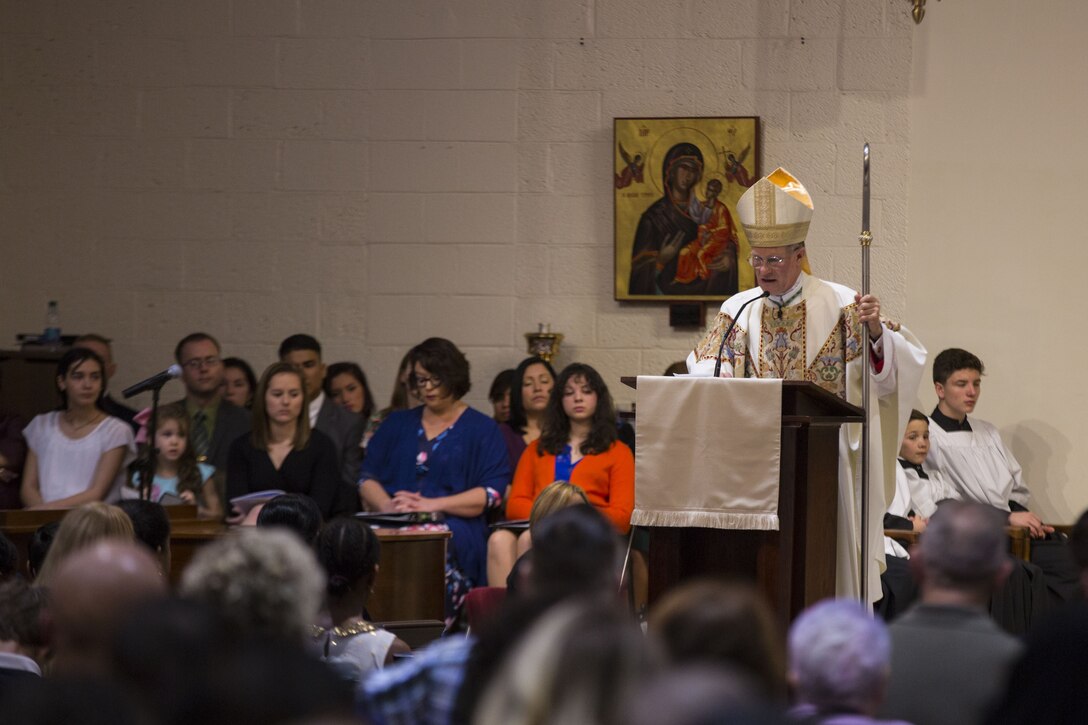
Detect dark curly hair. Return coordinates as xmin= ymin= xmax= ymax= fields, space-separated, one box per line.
xmin=538 ymin=363 xmax=617 ymax=457
xmin=315 ymin=516 xmax=381 ymax=600
xmin=407 ymin=337 xmax=471 ymax=400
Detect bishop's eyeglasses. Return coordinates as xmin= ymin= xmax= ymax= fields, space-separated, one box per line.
xmin=748 ymin=254 xmax=790 ymax=269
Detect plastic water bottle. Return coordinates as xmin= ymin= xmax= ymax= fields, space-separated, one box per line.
xmin=43 ymin=300 xmax=61 ymax=347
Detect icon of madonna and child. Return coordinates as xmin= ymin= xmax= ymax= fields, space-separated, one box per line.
xmin=626 ymin=141 xmax=750 ymax=298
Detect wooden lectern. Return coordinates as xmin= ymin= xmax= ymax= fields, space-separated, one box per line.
xmin=624 ymin=378 xmax=863 ymax=629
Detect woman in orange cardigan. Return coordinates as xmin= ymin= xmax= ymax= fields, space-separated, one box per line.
xmin=486 ymin=362 xmax=634 ymax=586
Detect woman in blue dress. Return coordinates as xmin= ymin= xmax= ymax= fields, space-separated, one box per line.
xmin=359 ymin=337 xmax=511 ymax=628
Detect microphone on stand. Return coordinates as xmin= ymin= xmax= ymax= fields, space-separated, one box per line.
xmin=713 ymin=290 xmax=770 ymax=379
xmin=122 ymin=365 xmax=183 ymax=399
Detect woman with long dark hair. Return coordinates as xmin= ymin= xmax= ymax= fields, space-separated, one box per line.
xmin=21 ymin=348 xmax=135 ymax=508
xmin=324 ymin=361 xmax=379 ymax=452
xmin=487 ymin=363 xmax=634 ymax=586
xmin=500 ymin=356 xmax=556 ymax=471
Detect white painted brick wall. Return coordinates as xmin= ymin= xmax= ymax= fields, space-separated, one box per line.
xmin=0 ymin=0 xmax=914 ymax=411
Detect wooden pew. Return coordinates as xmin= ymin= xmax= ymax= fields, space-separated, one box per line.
xmin=1 ymin=507 xmax=450 ymax=624
xmin=886 ymin=524 xmax=1036 ymax=562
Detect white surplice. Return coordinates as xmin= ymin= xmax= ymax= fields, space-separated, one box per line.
xmin=885 ymin=462 xmax=954 ymax=558
xmin=925 ymin=418 xmax=1031 ymax=511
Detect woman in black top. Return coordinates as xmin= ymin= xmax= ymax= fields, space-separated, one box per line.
xmin=227 ymin=362 xmax=341 ymax=519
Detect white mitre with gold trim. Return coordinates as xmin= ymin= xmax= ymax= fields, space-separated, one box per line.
xmin=736 ymin=167 xmax=814 ymax=248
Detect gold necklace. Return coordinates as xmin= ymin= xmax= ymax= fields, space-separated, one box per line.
xmin=64 ymin=411 xmax=102 ymax=430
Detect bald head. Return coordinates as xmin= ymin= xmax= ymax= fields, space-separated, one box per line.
xmin=50 ymin=540 xmax=167 ymax=675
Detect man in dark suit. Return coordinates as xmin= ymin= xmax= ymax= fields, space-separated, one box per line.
xmin=279 ymin=334 xmax=363 ymax=512
xmin=168 ymin=333 xmax=251 ymax=514
xmin=73 ymin=333 xmax=138 ymax=431
xmin=880 ymin=502 xmax=1023 ymax=725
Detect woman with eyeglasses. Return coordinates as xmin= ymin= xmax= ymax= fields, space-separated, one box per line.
xmin=359 ymin=337 xmax=511 ymax=629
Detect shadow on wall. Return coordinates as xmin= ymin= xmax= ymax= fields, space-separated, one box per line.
xmin=1007 ymin=420 xmax=1073 ymax=524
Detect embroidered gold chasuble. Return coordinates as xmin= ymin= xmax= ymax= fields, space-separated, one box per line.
xmin=687 ymin=273 xmax=927 ymax=603
xmin=694 ymin=299 xmax=865 ymax=399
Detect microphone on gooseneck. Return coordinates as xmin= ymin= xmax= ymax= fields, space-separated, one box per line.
xmin=122 ymin=364 xmax=183 ymax=398
xmin=713 ymin=290 xmax=770 ymax=379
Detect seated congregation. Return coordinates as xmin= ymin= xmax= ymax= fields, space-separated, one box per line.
xmin=1 ymin=326 xmax=1087 ymax=724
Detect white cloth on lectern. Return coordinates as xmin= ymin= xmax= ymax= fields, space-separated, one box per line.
xmin=632 ymin=376 xmax=782 ymax=530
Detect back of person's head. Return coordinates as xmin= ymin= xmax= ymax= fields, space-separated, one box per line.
xmin=49 ymin=540 xmax=168 ymax=676
xmin=111 ymin=597 xmax=231 ymax=725
xmin=917 ymin=501 xmax=1010 ymax=595
xmin=256 ymin=493 xmax=323 ymax=546
xmin=277 ymin=333 xmax=321 ymax=360
xmin=190 ymin=639 xmax=354 ymax=725
xmin=314 ymin=516 xmax=381 ymax=601
xmin=529 ymin=504 xmax=619 ymax=602
xmin=0 ymin=530 xmax=17 ymax=581
xmin=649 ymin=579 xmax=785 ymax=700
xmin=932 ymin=347 xmax=984 ymax=384
xmin=37 ymin=502 xmax=136 ymax=584
xmin=180 ymin=527 xmax=324 ymax=645
xmin=28 ymin=520 xmax=60 ymax=580
xmin=116 ymin=499 xmax=172 ymax=573
xmin=788 ymin=599 xmax=891 ymax=717
xmin=0 ymin=578 xmax=49 ymax=655
xmin=454 ymin=505 xmax=623 ymax=723
xmin=529 ymin=480 xmax=589 ymax=529
xmin=474 ymin=600 xmax=654 ymax=725
xmin=116 ymin=499 xmax=171 ymax=555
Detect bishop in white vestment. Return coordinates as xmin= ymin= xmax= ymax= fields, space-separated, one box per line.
xmin=686 ymin=168 xmax=927 ymax=603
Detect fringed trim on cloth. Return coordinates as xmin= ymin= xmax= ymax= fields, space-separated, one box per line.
xmin=630 ymin=507 xmax=780 ymax=531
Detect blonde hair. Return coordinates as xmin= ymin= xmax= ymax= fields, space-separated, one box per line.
xmin=529 ymin=481 xmax=589 ymax=530
xmin=36 ymin=502 xmax=135 ymax=585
